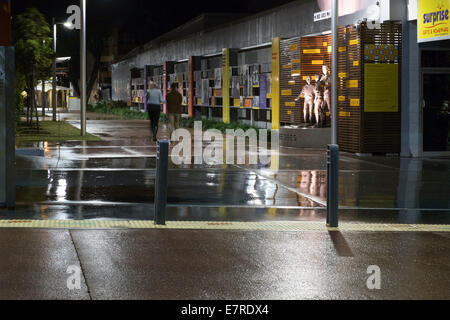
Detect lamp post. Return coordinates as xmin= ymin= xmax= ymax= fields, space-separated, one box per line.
xmin=52 ymin=18 xmax=71 ymax=122
xmin=80 ymin=0 xmax=87 ymax=136
xmin=52 ymin=18 xmax=57 ymax=122
xmin=331 ymin=0 xmax=338 ymax=145
xmin=326 ymin=0 xmax=339 ymax=228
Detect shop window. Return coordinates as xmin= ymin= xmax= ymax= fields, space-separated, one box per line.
xmin=422 ymin=50 xmax=450 ymax=68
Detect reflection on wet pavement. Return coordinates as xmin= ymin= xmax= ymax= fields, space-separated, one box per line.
xmin=9 ymin=119 xmax=450 ymax=223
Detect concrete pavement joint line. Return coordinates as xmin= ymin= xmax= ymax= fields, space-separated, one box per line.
xmin=68 ymin=230 xmax=92 ymax=300
xmin=121 ymin=146 xmax=146 ymax=156
xmin=0 ymin=220 xmax=449 ymax=232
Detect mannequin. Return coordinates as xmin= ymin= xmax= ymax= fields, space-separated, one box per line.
xmin=320 ymin=65 xmax=331 ymax=118
xmin=313 ymin=74 xmax=324 ymax=126
xmin=295 ymin=76 xmax=315 ymax=124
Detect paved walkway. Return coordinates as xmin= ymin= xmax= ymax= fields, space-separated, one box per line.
xmin=0 ymin=228 xmax=449 ymax=300
xmin=9 ymin=113 xmax=450 ymax=223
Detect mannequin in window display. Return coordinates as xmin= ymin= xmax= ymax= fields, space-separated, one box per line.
xmin=295 ymin=75 xmax=315 ymax=124
xmin=309 ymin=171 xmax=319 ymax=196
xmin=313 ymin=74 xmax=324 ymax=126
xmin=320 ymin=65 xmax=331 ymax=122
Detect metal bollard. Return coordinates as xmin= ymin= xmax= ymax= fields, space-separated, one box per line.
xmin=155 ymin=140 xmax=169 ymax=225
xmin=327 ymin=144 xmax=339 ymax=228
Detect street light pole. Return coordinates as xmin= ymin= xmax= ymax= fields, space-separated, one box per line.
xmin=331 ymin=0 xmax=338 ymax=145
xmin=52 ymin=17 xmax=57 ymax=122
xmin=80 ymin=0 xmax=87 ymax=136
xmin=326 ymin=0 xmax=339 ymax=228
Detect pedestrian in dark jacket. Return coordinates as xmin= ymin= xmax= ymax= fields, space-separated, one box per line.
xmin=166 ymin=82 xmax=183 ymax=140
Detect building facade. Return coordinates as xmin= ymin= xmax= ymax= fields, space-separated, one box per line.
xmin=112 ymin=0 xmax=450 ymax=156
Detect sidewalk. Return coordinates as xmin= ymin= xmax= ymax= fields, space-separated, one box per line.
xmin=2 ymin=115 xmax=450 ymax=300
xmin=0 ymin=228 xmax=449 ymax=300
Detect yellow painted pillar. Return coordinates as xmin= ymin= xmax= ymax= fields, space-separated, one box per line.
xmin=271 ymin=37 xmax=280 ymax=130
xmin=222 ymin=48 xmax=230 ymax=124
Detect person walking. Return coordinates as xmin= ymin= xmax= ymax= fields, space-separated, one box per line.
xmin=166 ymin=82 xmax=183 ymax=140
xmin=146 ymin=81 xmax=166 ymax=142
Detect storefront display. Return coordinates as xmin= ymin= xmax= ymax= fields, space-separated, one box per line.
xmin=337 ymin=21 xmax=402 ymax=153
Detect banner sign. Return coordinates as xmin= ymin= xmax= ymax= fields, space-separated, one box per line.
xmin=364 ymin=64 xmax=399 ymax=113
xmin=259 ymin=74 xmax=267 ymax=109
xmin=0 ymin=0 xmax=11 ymax=46
xmin=418 ymin=0 xmax=450 ymax=43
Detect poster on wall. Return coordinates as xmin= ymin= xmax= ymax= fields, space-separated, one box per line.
xmin=259 ymin=74 xmax=267 ymax=109
xmin=194 ymin=71 xmax=201 ymax=97
xmin=418 ymin=0 xmax=450 ymax=43
xmin=364 ymin=64 xmax=399 ymax=112
xmin=250 ymin=64 xmax=260 ymax=86
xmin=266 ymin=73 xmax=272 ymax=94
xmin=201 ymin=79 xmax=209 ymax=106
xmin=231 ymin=76 xmax=240 ymax=98
xmin=240 ymin=65 xmax=251 ymax=97
xmin=214 ymin=68 xmax=222 ymax=89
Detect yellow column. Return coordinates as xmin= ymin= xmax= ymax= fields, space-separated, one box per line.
xmin=271 ymin=38 xmax=280 ymax=130
xmin=222 ymin=48 xmax=230 ymax=124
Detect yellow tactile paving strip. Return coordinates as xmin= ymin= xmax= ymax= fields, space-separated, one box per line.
xmin=0 ymin=220 xmax=450 ymax=232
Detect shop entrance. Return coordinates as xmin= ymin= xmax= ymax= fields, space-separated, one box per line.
xmin=422 ymin=50 xmax=450 ymax=152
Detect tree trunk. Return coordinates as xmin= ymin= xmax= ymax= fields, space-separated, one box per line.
xmin=42 ymin=79 xmax=46 ymax=116
xmin=86 ymin=55 xmax=101 ymax=107
xmin=26 ymin=93 xmax=30 ymax=125
xmin=26 ymin=86 xmax=32 ymax=126
xmin=32 ymin=71 xmax=39 ymax=132
xmin=34 ymin=89 xmax=39 ymax=132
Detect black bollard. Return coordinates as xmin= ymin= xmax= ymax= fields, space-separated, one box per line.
xmin=155 ymin=140 xmax=169 ymax=225
xmin=327 ymin=144 xmax=339 ymax=228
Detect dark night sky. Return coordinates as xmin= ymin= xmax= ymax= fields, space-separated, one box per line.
xmin=12 ymin=0 xmax=297 ymax=45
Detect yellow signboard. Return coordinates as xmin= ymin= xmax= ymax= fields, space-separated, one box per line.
xmin=418 ymin=0 xmax=450 ymax=43
xmin=350 ymin=98 xmax=360 ymax=107
xmin=364 ymin=64 xmax=399 ymax=113
xmin=347 ymin=80 xmax=359 ymax=88
xmin=271 ymin=37 xmax=280 ymax=130
xmin=222 ymin=48 xmax=231 ymax=123
xmin=303 ymin=49 xmax=321 ymax=54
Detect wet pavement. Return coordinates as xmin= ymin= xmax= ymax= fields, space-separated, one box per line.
xmin=0 ymin=228 xmax=449 ymax=300
xmin=6 ymin=114 xmax=450 ymax=223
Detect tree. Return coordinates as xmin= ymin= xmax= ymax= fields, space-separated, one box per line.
xmin=13 ymin=8 xmax=54 ymax=129
xmin=65 ymin=26 xmax=106 ymax=105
